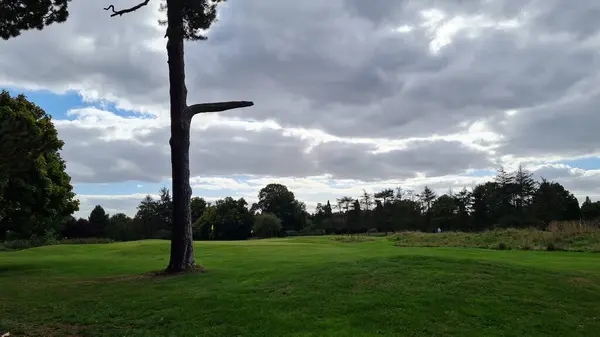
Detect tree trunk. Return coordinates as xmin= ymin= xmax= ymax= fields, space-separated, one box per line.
xmin=165 ymin=0 xmax=195 ymax=273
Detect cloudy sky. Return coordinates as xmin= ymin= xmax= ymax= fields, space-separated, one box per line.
xmin=2 ymin=0 xmax=600 ymax=218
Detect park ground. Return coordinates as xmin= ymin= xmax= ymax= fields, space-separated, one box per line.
xmin=1 ymin=236 xmax=600 ymax=336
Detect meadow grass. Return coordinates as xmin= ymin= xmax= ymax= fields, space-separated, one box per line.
xmin=392 ymin=222 xmax=600 ymax=252
xmin=1 ymin=237 xmax=600 ymax=336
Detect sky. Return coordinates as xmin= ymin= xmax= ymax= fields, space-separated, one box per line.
xmin=2 ymin=0 xmax=600 ymax=218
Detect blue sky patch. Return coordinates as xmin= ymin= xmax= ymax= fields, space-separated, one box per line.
xmin=5 ymin=87 xmax=142 ymax=119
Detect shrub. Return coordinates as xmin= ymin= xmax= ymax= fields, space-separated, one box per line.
xmin=497 ymin=242 xmax=507 ymax=250
xmin=253 ymin=213 xmax=282 ymax=238
xmin=3 ymin=239 xmax=32 ymax=250
xmin=60 ymin=238 xmax=114 ymax=245
xmin=331 ymin=235 xmax=375 ymax=243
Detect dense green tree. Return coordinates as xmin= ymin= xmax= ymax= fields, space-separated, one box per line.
xmin=255 ymin=184 xmax=305 ymax=232
xmin=107 ymin=213 xmax=134 ymax=241
xmin=0 ymin=91 xmax=79 ymax=239
xmin=418 ymin=186 xmax=436 ymax=231
xmin=513 ymin=164 xmax=536 ymax=211
xmin=581 ymin=196 xmax=600 ymax=221
xmin=532 ymin=179 xmax=580 ymax=228
xmin=88 ymin=205 xmax=110 ymax=238
xmin=1 ymin=0 xmax=253 ymax=272
xmin=253 ymin=213 xmax=282 ymax=238
xmin=193 ymin=197 xmax=253 ymax=240
xmin=190 ymin=197 xmax=207 ymax=223
xmin=134 ymin=194 xmax=160 ymax=239
xmin=431 ymin=194 xmax=459 ymax=231
xmin=193 ymin=205 xmax=216 ymax=240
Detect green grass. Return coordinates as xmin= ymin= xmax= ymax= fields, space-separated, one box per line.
xmin=1 ymin=237 xmax=600 ymax=336
xmin=392 ymin=228 xmax=600 ymax=252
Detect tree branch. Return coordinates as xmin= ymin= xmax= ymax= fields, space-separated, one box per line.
xmin=185 ymin=101 xmax=254 ymax=118
xmin=104 ymin=0 xmax=151 ymax=17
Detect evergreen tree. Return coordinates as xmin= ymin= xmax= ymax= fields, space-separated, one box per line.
xmin=88 ymin=205 xmax=110 ymax=238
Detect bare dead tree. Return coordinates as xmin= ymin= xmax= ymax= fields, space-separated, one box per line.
xmin=104 ymin=0 xmax=254 ymax=273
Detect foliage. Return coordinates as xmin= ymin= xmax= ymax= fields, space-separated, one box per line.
xmin=253 ymin=183 xmax=307 ymax=232
xmin=193 ymin=197 xmax=253 ymax=240
xmin=0 ymin=0 xmax=71 ymax=40
xmin=253 ymin=213 xmax=282 ymax=238
xmin=60 ymin=237 xmax=114 ymax=245
xmin=88 ymin=205 xmax=110 ymax=238
xmin=331 ymin=235 xmax=376 ymax=243
xmin=0 ymin=90 xmax=79 ymax=239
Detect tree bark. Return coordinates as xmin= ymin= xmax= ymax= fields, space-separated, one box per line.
xmin=165 ymin=0 xmax=195 ymax=273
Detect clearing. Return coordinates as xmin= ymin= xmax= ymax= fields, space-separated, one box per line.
xmin=1 ymin=236 xmax=600 ymax=336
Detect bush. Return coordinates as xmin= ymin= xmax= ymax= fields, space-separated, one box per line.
xmin=60 ymin=238 xmax=114 ymax=245
xmin=3 ymin=239 xmax=32 ymax=250
xmin=253 ymin=213 xmax=282 ymax=238
xmin=331 ymin=235 xmax=376 ymax=243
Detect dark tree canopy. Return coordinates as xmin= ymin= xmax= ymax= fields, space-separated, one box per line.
xmin=0 ymin=0 xmax=71 ymax=40
xmin=0 ymin=90 xmax=79 ymax=239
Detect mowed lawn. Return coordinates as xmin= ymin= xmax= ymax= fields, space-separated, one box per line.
xmin=1 ymin=237 xmax=600 ymax=336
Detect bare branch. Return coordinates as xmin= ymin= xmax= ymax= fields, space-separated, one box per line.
xmin=185 ymin=101 xmax=254 ymax=118
xmin=104 ymin=0 xmax=151 ymax=17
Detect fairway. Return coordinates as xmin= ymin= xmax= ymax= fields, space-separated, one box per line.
xmin=2 ymin=237 xmax=600 ymax=336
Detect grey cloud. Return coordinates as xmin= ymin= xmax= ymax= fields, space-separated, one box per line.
xmin=491 ymin=90 xmax=600 ymax=158
xmin=0 ymin=1 xmax=169 ymax=114
xmin=58 ymin=118 xmax=492 ymax=184
xmin=1 ymin=0 xmax=600 ymax=177
xmin=311 ymin=140 xmax=494 ymax=180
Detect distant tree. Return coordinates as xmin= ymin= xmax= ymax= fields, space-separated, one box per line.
xmin=155 ymin=187 xmax=173 ymax=236
xmin=532 ymin=179 xmax=581 ymax=228
xmin=581 ymin=196 xmax=600 ymax=221
xmin=255 ymin=184 xmax=305 ymax=232
xmin=374 ymin=188 xmax=395 ymax=205
xmin=454 ymin=188 xmax=473 ymax=231
xmin=432 ymin=194 xmax=459 ymax=231
xmin=107 ymin=213 xmax=134 ymax=241
xmin=418 ymin=186 xmax=437 ymax=230
xmin=214 ymin=197 xmax=254 ymax=240
xmin=360 ymin=190 xmax=374 ymax=211
xmin=253 ymin=213 xmax=282 ymax=238
xmin=418 ymin=186 xmax=437 ymax=213
xmin=513 ymin=164 xmax=536 ymax=211
xmin=134 ymin=194 xmax=159 ymax=238
xmin=495 ymin=166 xmax=515 ymax=217
xmin=88 ymin=205 xmax=110 ymax=237
xmin=193 ymin=205 xmax=216 ymax=240
xmin=190 ymin=197 xmax=208 ymax=223
xmin=337 ymin=196 xmax=354 ymax=213
xmin=0 ymin=90 xmax=79 ymax=239
xmin=193 ymin=197 xmax=253 ymax=240
xmin=471 ymin=182 xmax=500 ymax=230
xmin=2 ymin=0 xmax=255 ymax=274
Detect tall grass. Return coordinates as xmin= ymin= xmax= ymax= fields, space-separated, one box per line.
xmin=391 ymin=220 xmax=600 ymax=252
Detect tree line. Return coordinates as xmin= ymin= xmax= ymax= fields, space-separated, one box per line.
xmin=6 ymin=166 xmax=599 ymax=243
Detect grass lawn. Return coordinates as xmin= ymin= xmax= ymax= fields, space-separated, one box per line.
xmin=1 ymin=237 xmax=600 ymax=336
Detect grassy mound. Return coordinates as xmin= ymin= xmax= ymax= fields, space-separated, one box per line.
xmin=1 ymin=238 xmax=600 ymax=336
xmin=392 ymin=222 xmax=600 ymax=252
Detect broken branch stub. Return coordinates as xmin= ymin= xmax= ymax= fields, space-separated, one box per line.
xmin=185 ymin=101 xmax=254 ymax=118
